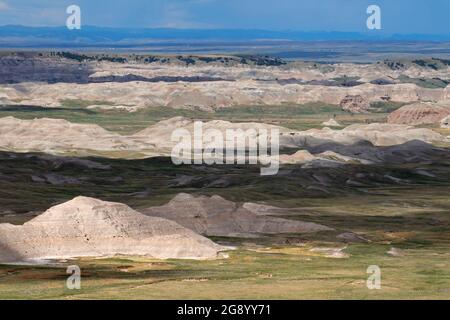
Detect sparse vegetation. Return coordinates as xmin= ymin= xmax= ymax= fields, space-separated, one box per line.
xmin=55 ymin=52 xmax=127 ymax=63
xmin=0 ymin=101 xmax=396 ymax=133
xmin=0 ymin=185 xmax=449 ymax=299
xmin=398 ymin=75 xmax=449 ymax=89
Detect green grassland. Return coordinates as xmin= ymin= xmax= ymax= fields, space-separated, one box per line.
xmin=0 ymin=152 xmax=449 ymax=299
xmin=0 ymin=185 xmax=449 ymax=300
xmin=0 ymin=101 xmax=401 ymax=134
xmin=1 ymin=151 xmax=449 ymax=215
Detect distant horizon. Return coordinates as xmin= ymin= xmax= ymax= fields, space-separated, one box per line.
xmin=1 ymin=24 xmax=450 ymax=42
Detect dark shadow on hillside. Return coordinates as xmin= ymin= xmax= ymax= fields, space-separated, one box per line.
xmin=0 ymin=140 xmax=449 ymax=214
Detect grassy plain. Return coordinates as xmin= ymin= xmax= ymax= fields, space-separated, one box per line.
xmin=0 ymin=100 xmax=401 ymax=134
xmin=0 ymin=186 xmax=448 ymax=299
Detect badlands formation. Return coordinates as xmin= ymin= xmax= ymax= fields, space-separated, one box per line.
xmin=0 ymin=116 xmax=151 ymax=156
xmin=0 ymin=116 xmax=446 ymax=159
xmin=280 ymin=123 xmax=445 ymax=147
xmin=0 ymin=196 xmax=226 ymax=263
xmin=1 ymin=53 xmax=450 ymax=110
xmin=0 ymin=53 xmax=449 ymax=266
xmin=143 ymin=193 xmax=332 ymax=237
xmin=339 ymin=95 xmax=371 ymax=113
xmin=2 ymin=81 xmax=448 ymax=111
xmin=387 ymin=102 xmax=450 ymax=125
xmin=322 ymin=118 xmax=342 ymax=127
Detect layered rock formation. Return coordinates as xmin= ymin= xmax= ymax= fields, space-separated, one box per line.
xmin=322 ymin=118 xmax=342 ymax=127
xmin=1 ymin=53 xmax=450 ymax=110
xmin=0 ymin=196 xmax=227 ymax=263
xmin=0 ymin=117 xmax=445 ymax=159
xmin=340 ymin=95 xmax=371 ymax=113
xmin=280 ymin=123 xmax=445 ymax=147
xmin=278 ymin=149 xmax=373 ymax=166
xmin=387 ymin=102 xmax=450 ymax=125
xmin=0 ymin=116 xmax=152 ymax=156
xmin=2 ymin=81 xmax=447 ymax=110
xmin=143 ymin=193 xmax=332 ymax=237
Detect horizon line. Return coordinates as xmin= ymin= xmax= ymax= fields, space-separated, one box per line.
xmin=1 ymin=24 xmax=450 ymax=36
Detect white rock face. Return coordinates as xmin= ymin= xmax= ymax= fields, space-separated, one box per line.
xmin=133 ymin=117 xmax=445 ymax=150
xmin=0 ymin=116 xmax=149 ymax=156
xmin=322 ymin=118 xmax=342 ymax=127
xmin=2 ymin=81 xmax=448 ymax=110
xmin=278 ymin=150 xmax=317 ymax=164
xmin=133 ymin=116 xmax=287 ymax=154
xmin=316 ymin=151 xmax=373 ymax=165
xmin=276 ymin=149 xmax=376 ymax=166
xmin=86 ymin=105 xmax=140 ymax=112
xmin=281 ymin=123 xmax=444 ymax=147
xmin=0 ymin=196 xmax=227 ymax=263
xmin=0 ymin=116 xmax=284 ymax=157
xmin=0 ymin=117 xmax=445 ymax=159
xmin=2 ymin=54 xmax=450 ymax=110
xmin=143 ymin=193 xmax=332 ymax=237
xmin=341 ymin=123 xmax=444 ymax=146
xmin=3 ymin=54 xmax=450 ymax=86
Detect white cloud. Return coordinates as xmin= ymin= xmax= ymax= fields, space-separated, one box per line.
xmin=0 ymin=1 xmax=10 ymax=11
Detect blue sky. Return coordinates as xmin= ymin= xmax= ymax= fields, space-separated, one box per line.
xmin=0 ymin=0 xmax=448 ymax=34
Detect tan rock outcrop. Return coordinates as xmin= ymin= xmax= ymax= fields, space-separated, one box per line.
xmin=322 ymin=118 xmax=342 ymax=127
xmin=281 ymin=123 xmax=444 ymax=147
xmin=0 ymin=117 xmax=445 ymax=159
xmin=340 ymin=95 xmax=371 ymax=113
xmin=0 ymin=196 xmax=227 ymax=263
xmin=0 ymin=116 xmax=148 ymax=156
xmin=387 ymin=102 xmax=450 ymax=125
xmin=143 ymin=193 xmax=332 ymax=237
xmin=278 ymin=150 xmax=316 ymax=164
xmin=2 ymin=81 xmax=447 ymax=110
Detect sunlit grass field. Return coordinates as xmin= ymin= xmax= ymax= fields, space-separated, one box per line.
xmin=0 ymin=100 xmax=400 ymax=134
xmin=0 ymin=186 xmax=448 ymax=300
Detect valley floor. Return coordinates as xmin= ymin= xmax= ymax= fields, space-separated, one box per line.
xmin=1 ymin=186 xmax=449 ymax=300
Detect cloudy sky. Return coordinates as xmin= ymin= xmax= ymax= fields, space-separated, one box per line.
xmin=0 ymin=0 xmax=448 ymax=34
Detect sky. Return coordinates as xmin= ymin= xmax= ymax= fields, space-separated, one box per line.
xmin=0 ymin=0 xmax=448 ymax=34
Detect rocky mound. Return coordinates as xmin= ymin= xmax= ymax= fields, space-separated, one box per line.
xmin=137 ymin=117 xmax=445 ymax=152
xmin=387 ymin=102 xmax=450 ymax=125
xmin=281 ymin=123 xmax=444 ymax=147
xmin=307 ymin=140 xmax=448 ymax=165
xmin=277 ymin=149 xmax=376 ymax=167
xmin=0 ymin=117 xmax=445 ymax=160
xmin=341 ymin=123 xmax=444 ymax=146
xmin=278 ymin=150 xmax=316 ymax=164
xmin=133 ymin=116 xmax=287 ymax=151
xmin=322 ymin=118 xmax=342 ymax=127
xmin=143 ymin=193 xmax=332 ymax=237
xmin=0 ymin=117 xmax=148 ymax=156
xmin=277 ymin=139 xmax=449 ymax=167
xmin=0 ymin=196 xmax=226 ymax=263
xmin=340 ymin=95 xmax=371 ymax=113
